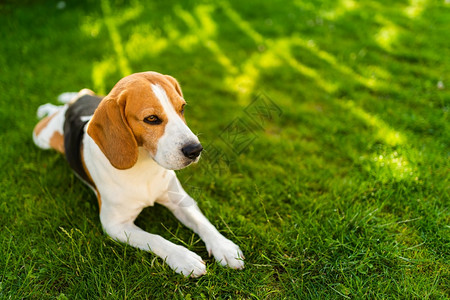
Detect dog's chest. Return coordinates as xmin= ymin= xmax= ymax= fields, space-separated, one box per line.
xmin=120 ymin=161 xmax=170 ymax=206
xmin=84 ymin=136 xmax=170 ymax=207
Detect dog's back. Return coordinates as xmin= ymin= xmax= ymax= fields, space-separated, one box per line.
xmin=32 ymin=89 xmax=96 ymax=154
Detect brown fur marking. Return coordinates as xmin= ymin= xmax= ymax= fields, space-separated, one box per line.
xmin=49 ymin=132 xmax=65 ymax=153
xmin=33 ymin=114 xmax=55 ymax=136
xmin=87 ymin=72 xmax=187 ymax=170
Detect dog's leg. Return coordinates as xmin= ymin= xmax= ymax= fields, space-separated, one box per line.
xmin=157 ymin=173 xmax=245 ymax=269
xmin=33 ymin=104 xmax=68 ymax=153
xmin=33 ymin=89 xmax=96 ymax=153
xmin=99 ymin=204 xmax=207 ymax=277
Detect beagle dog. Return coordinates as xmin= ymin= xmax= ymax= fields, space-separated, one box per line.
xmin=33 ymin=72 xmax=244 ymax=277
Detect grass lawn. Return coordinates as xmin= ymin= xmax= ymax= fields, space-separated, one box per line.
xmin=1 ymin=0 xmax=449 ymax=298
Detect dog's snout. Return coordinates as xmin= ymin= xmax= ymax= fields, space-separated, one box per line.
xmin=181 ymin=143 xmax=203 ymax=159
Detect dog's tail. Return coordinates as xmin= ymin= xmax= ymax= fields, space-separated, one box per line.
xmin=33 ymin=89 xmax=96 ymax=153
xmin=57 ymin=92 xmax=79 ymax=104
xmin=57 ymin=89 xmax=95 ymax=104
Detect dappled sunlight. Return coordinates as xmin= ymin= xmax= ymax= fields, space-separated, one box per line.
xmin=224 ymin=49 xmax=283 ymax=102
xmin=220 ymin=2 xmax=399 ymax=94
xmin=86 ymin=0 xmax=412 ymax=172
xmin=92 ymin=58 xmax=117 ymax=95
xmin=339 ymin=100 xmax=405 ymax=146
xmin=404 ymin=0 xmax=428 ymax=18
xmin=218 ymin=1 xmax=264 ymax=45
xmin=80 ymin=0 xmax=433 ymax=104
xmin=258 ymin=50 xmax=283 ymax=69
xmin=125 ymin=25 xmax=168 ymax=61
xmin=288 ymin=36 xmax=386 ymax=90
xmin=274 ymin=39 xmax=338 ymax=93
xmin=100 ymin=0 xmax=132 ymax=76
xmin=86 ymin=0 xmax=402 ymax=103
xmin=87 ymin=1 xmax=241 ymax=93
xmin=365 ymin=65 xmax=392 ymax=81
xmin=219 ymin=2 xmax=337 ymax=94
xmin=224 ymin=56 xmax=260 ymax=101
xmin=371 ymin=151 xmax=414 ymax=180
xmin=339 ymin=100 xmax=415 ymax=180
xmin=174 ymin=5 xmax=238 ymax=74
xmin=80 ymin=16 xmax=101 ymax=38
xmin=374 ymin=16 xmax=400 ymax=52
xmin=321 ymin=0 xmax=358 ymax=20
xmin=87 ymin=0 xmax=136 ymax=92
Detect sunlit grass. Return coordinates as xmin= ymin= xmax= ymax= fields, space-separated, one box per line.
xmin=321 ymin=0 xmax=358 ymax=20
xmin=404 ymin=0 xmax=428 ymax=18
xmin=0 ymin=0 xmax=449 ymax=298
xmin=375 ymin=16 xmax=400 ymax=52
xmin=100 ymin=0 xmax=132 ymax=77
xmin=340 ymin=100 xmax=405 ymax=146
xmin=125 ymin=26 xmax=168 ymax=60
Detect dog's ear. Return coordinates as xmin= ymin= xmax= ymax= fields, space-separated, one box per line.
xmin=87 ymin=91 xmax=138 ymax=170
xmin=164 ymin=75 xmax=183 ymax=97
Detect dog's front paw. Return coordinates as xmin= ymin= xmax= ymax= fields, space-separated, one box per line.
xmin=165 ymin=245 xmax=206 ymax=278
xmin=207 ymin=237 xmax=245 ymax=269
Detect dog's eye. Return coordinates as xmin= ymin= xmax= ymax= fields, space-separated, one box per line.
xmin=181 ymin=104 xmax=185 ymax=115
xmin=144 ymin=115 xmax=162 ymax=125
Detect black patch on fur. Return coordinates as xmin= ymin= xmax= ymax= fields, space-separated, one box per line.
xmin=64 ymin=95 xmax=103 ymax=186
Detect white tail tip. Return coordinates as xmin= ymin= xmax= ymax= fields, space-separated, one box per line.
xmin=58 ymin=92 xmax=79 ymax=103
xmin=37 ymin=103 xmax=60 ymax=119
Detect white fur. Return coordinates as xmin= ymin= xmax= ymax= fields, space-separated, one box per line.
xmin=83 ymin=133 xmax=244 ymax=277
xmin=57 ymin=92 xmax=79 ymax=104
xmin=151 ymin=84 xmax=201 ymax=170
xmin=33 ymin=104 xmax=68 ymax=149
xmin=37 ymin=103 xmax=61 ymax=119
xmin=80 ymin=115 xmax=93 ymax=122
xmin=58 ymin=89 xmax=95 ymax=104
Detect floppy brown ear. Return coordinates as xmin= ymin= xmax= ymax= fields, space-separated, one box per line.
xmin=87 ymin=92 xmax=138 ymax=170
xmin=165 ymin=75 xmax=183 ymax=97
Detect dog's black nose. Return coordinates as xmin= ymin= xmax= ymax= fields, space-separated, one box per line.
xmin=182 ymin=143 xmax=203 ymax=159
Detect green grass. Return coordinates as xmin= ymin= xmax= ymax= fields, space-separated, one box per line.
xmin=1 ymin=0 xmax=449 ymax=298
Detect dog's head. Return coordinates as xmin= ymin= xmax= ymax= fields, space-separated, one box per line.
xmin=87 ymin=72 xmax=202 ymax=170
